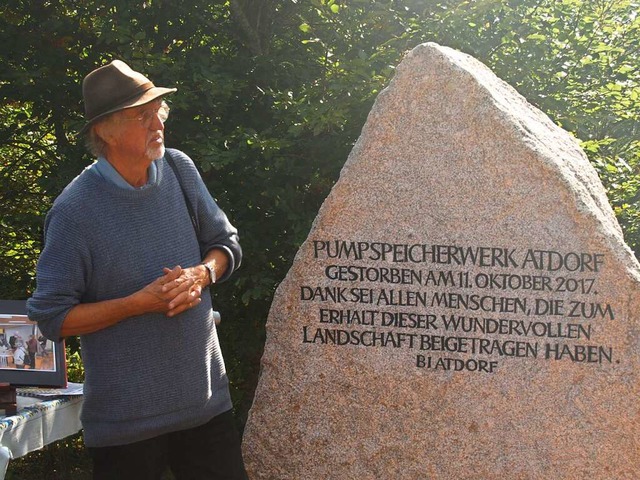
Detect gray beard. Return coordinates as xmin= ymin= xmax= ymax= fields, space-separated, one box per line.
xmin=148 ymin=143 xmax=165 ymax=161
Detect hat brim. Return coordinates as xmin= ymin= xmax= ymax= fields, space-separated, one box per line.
xmin=80 ymin=86 xmax=177 ymax=134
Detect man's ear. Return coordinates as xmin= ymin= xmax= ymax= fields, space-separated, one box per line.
xmin=93 ymin=119 xmax=118 ymax=146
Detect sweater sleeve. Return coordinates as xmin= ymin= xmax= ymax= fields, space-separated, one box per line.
xmin=27 ymin=207 xmax=91 ymax=341
xmin=165 ymin=149 xmax=242 ymax=283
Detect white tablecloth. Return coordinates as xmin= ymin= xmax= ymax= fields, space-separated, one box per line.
xmin=0 ymin=395 xmax=83 ymax=479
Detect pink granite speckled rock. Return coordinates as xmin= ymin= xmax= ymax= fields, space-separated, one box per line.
xmin=242 ymin=43 xmax=640 ymax=480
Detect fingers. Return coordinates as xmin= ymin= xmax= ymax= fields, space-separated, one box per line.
xmin=161 ymin=266 xmax=183 ymax=286
xmin=166 ymin=297 xmax=202 ymax=317
xmin=166 ymin=287 xmax=203 ymax=317
xmin=160 ymin=266 xmax=190 ymax=296
xmin=167 ymin=283 xmax=201 ymax=309
xmin=154 ymin=265 xmax=205 ymax=317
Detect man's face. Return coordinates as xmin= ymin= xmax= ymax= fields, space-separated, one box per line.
xmin=103 ymin=100 xmax=168 ymax=162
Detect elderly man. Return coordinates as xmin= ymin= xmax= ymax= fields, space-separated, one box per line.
xmin=27 ymin=60 xmax=247 ymax=479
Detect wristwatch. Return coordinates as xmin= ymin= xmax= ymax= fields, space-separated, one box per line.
xmin=202 ymin=261 xmax=216 ymax=285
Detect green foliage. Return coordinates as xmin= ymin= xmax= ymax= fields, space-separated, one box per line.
xmin=1 ymin=2 xmax=639 ymax=461
xmin=66 ymin=347 xmax=85 ymax=383
xmin=407 ymin=0 xmax=640 ymax=253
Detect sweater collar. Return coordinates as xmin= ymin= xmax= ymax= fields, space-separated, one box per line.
xmin=91 ymin=157 xmax=158 ymax=190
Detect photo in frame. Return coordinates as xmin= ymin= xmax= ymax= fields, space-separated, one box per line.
xmin=0 ymin=300 xmax=67 ymax=387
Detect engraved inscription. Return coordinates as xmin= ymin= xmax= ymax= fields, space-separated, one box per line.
xmin=300 ymin=239 xmax=615 ymax=374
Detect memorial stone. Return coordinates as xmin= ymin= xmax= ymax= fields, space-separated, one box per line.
xmin=242 ymin=43 xmax=640 ymax=479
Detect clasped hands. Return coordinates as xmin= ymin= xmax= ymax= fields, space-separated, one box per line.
xmin=140 ymin=264 xmax=209 ymax=317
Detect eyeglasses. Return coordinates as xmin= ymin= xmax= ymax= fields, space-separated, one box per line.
xmin=121 ymin=102 xmax=170 ymax=128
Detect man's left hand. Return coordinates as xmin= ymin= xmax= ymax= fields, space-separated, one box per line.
xmin=161 ymin=265 xmax=208 ymax=317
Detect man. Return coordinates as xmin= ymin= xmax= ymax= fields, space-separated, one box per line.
xmin=27 ymin=60 xmax=247 ymax=480
xmin=26 ymin=334 xmax=38 ymax=369
xmin=13 ymin=341 xmax=26 ymax=369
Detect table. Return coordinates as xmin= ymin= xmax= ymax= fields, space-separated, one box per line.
xmin=0 ymin=395 xmax=83 ymax=479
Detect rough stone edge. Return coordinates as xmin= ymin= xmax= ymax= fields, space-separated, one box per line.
xmin=332 ymin=42 xmax=640 ymax=283
xmin=243 ymin=41 xmax=640 ymax=474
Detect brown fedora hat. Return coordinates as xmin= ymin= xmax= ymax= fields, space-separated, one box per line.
xmin=80 ymin=60 xmax=176 ymax=133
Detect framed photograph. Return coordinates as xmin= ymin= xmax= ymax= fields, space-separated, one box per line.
xmin=0 ymin=300 xmax=67 ymax=388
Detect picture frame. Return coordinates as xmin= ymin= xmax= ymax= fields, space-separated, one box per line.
xmin=0 ymin=300 xmax=67 ymax=388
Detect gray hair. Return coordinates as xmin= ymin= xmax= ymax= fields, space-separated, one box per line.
xmin=85 ymin=121 xmax=109 ymax=157
xmin=84 ymin=113 xmax=119 ymax=157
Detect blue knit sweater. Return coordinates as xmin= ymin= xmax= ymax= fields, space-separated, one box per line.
xmin=27 ymin=149 xmax=242 ymax=447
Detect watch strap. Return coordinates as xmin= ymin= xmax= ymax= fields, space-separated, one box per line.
xmin=202 ymin=262 xmax=216 ymax=285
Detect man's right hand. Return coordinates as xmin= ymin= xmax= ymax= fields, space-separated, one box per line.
xmin=138 ymin=265 xmax=203 ymax=317
xmin=60 ymin=266 xmax=202 ymax=337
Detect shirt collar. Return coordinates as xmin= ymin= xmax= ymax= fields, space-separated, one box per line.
xmin=91 ymin=157 xmax=158 ymax=190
